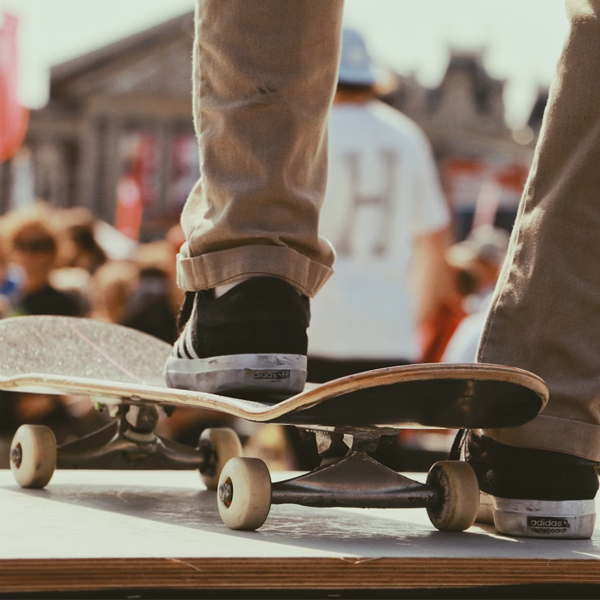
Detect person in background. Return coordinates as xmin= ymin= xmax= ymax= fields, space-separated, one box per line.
xmin=276 ymin=27 xmax=450 ymax=471
xmin=89 ymin=260 xmax=139 ymax=324
xmin=120 ymin=242 xmax=180 ymax=344
xmin=418 ymin=282 xmax=468 ymax=364
xmin=0 ymin=205 xmax=96 ymax=451
xmin=0 ymin=232 xmax=22 ymax=316
xmin=307 ymin=28 xmax=452 ymax=382
xmin=58 ymin=207 xmax=107 ymax=275
xmin=2 ymin=204 xmax=84 ymax=317
xmin=443 ymin=225 xmax=510 ymax=363
xmin=135 ymin=239 xmax=183 ymax=316
xmin=88 ymin=245 xmax=179 ymax=344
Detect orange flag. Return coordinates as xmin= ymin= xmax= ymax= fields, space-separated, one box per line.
xmin=0 ymin=13 xmax=29 ymax=163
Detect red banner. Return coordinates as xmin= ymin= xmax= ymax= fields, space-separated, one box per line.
xmin=115 ymin=173 xmax=143 ymax=241
xmin=0 ymin=13 xmax=29 ymax=163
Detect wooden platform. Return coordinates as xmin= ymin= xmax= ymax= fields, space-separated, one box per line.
xmin=2 ymin=469 xmax=600 ymax=596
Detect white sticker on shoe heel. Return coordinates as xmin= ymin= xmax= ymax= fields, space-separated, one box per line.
xmin=527 ymin=516 xmax=571 ymax=536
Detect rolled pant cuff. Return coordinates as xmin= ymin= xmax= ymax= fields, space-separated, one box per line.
xmin=485 ymin=414 xmax=600 ymax=462
xmin=176 ymin=244 xmax=333 ymax=297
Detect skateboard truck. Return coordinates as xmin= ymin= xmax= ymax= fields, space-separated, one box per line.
xmin=9 ymin=401 xmax=243 ymax=491
xmin=217 ymin=427 xmax=481 ymax=532
xmin=219 ymin=427 xmax=437 ymax=509
xmin=270 ymin=451 xmax=439 ymax=508
xmin=55 ymin=402 xmax=207 ymax=470
xmin=314 ymin=427 xmax=386 ymax=461
xmin=270 ymin=427 xmax=440 ymax=509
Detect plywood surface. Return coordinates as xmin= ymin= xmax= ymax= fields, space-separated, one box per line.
xmin=1 ymin=470 xmax=600 ymax=592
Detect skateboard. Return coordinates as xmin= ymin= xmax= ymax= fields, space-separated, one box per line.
xmin=0 ymin=316 xmax=548 ymax=533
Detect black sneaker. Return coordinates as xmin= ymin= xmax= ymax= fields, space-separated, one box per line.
xmin=164 ymin=277 xmax=309 ymax=399
xmin=454 ymin=429 xmax=598 ymax=539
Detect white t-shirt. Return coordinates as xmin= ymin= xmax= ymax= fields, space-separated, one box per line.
xmin=308 ymin=101 xmax=449 ymax=361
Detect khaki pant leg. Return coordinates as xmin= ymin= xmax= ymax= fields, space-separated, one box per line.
xmin=479 ymin=0 xmax=600 ymax=460
xmin=177 ymin=0 xmax=344 ymax=297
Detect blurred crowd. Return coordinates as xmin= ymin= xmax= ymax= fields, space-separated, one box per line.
xmin=0 ymin=203 xmax=303 ymax=470
xmin=0 ymin=199 xmax=511 ymax=472
xmin=0 ymin=202 xmax=188 ymax=464
xmin=0 ymin=203 xmax=183 ymax=337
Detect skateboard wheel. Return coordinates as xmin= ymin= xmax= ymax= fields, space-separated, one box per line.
xmin=10 ymin=425 xmax=57 ymax=489
xmin=198 ymin=427 xmax=243 ymax=490
xmin=217 ymin=457 xmax=271 ymax=531
xmin=426 ymin=460 xmax=479 ymax=532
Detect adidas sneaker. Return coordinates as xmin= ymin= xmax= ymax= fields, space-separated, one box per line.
xmin=456 ymin=428 xmax=598 ymax=539
xmin=165 ymin=277 xmax=309 ymax=399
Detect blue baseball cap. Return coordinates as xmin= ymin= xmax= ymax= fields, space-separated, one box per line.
xmin=338 ymin=27 xmax=383 ymax=86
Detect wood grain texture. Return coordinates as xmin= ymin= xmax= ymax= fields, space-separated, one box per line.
xmin=2 ymin=471 xmax=600 ymax=593
xmin=1 ymin=558 xmax=599 ymax=593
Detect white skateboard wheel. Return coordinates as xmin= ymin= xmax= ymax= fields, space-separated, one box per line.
xmin=10 ymin=425 xmax=57 ymax=489
xmin=426 ymin=460 xmax=479 ymax=532
xmin=199 ymin=427 xmax=243 ymax=490
xmin=217 ymin=457 xmax=271 ymax=530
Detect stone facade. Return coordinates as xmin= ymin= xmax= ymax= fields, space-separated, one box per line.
xmin=21 ymin=12 xmax=197 ymax=239
xmin=386 ymin=51 xmax=536 ymax=237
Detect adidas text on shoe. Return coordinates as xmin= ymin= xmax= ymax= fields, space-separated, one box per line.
xmin=493 ymin=498 xmax=595 ymax=539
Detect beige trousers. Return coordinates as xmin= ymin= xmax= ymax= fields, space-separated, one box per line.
xmin=180 ymin=0 xmax=600 ymax=459
xmin=480 ymin=0 xmax=600 ymax=460
xmin=178 ymin=0 xmax=344 ymax=298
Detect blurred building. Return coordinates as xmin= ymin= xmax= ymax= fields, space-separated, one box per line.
xmin=386 ymin=51 xmax=539 ymax=238
xmin=18 ymin=12 xmax=197 ymax=239
xmin=4 ymin=14 xmax=546 ymax=240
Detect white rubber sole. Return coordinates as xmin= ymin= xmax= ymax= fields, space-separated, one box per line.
xmin=164 ymin=353 xmax=307 ymax=397
xmin=487 ymin=497 xmax=596 ymax=539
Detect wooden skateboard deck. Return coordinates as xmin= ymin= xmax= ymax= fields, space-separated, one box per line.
xmin=0 ymin=316 xmax=548 ymax=430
